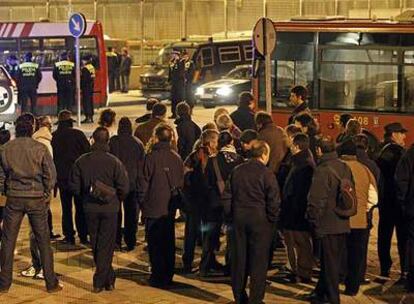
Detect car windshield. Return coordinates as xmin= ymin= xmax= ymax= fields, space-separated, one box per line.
xmin=155 ymin=46 xmax=197 ymax=66
xmin=225 ymin=67 xmax=251 ymax=80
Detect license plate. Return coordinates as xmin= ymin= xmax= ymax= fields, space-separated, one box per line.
xmin=201 ymin=94 xmax=213 ymax=99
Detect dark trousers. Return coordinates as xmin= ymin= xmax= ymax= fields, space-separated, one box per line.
xmin=231 ymin=210 xmax=272 ymax=304
xmin=59 ymin=188 xmax=87 ymax=242
xmin=108 ymin=72 xmax=116 ymax=93
xmin=378 ymin=206 xmax=408 ymax=274
xmin=182 ymin=207 xmax=201 ymax=268
xmin=314 ymin=234 xmax=347 ymax=304
xmin=145 ymin=215 xmax=175 ymax=285
xmin=284 ymin=230 xmax=314 ymax=279
xmin=116 ymin=191 xmax=138 ymax=249
xmin=407 ymin=220 xmax=414 ymax=290
xmin=120 ymin=74 xmax=129 ymax=93
xmin=81 ymin=89 xmax=94 ymax=118
xmin=344 ymin=228 xmax=370 ymax=294
xmin=200 ymin=220 xmax=221 ymax=273
xmin=87 ymin=211 xmax=117 ymax=289
xmin=170 ymin=84 xmax=184 ymax=117
xmin=57 ymin=87 xmax=74 ymax=113
xmin=0 ymin=197 xmax=58 ymax=290
xmin=19 ymin=88 xmax=37 ymax=115
xmin=48 ymin=208 xmax=54 ymax=236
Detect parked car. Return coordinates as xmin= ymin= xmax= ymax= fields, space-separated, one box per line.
xmin=195 ymin=65 xmax=251 ymax=108
xmin=0 ymin=66 xmax=18 ymax=124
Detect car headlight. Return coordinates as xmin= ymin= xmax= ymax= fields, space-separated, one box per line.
xmin=216 ymin=86 xmax=233 ymax=96
xmin=195 ymin=87 xmax=204 ymax=96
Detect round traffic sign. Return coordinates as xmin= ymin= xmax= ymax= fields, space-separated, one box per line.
xmin=253 ymin=18 xmax=276 ymax=56
xmin=69 ymin=12 xmax=87 ymax=38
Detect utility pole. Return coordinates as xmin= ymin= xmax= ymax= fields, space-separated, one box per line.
xmin=94 ymin=0 xmax=98 ymax=20
xmin=140 ymin=0 xmax=145 ymax=67
xmin=46 ymin=0 xmax=50 ymax=20
xmin=182 ymin=0 xmax=187 ymax=39
xmin=224 ymin=0 xmax=228 ymax=38
xmin=263 ymin=0 xmax=267 ymax=17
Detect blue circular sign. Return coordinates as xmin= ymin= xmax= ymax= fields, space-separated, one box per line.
xmin=69 ymin=13 xmax=87 ymax=38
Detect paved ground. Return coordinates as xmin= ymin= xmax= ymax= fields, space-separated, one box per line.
xmin=1 ymin=94 xmax=414 ymax=303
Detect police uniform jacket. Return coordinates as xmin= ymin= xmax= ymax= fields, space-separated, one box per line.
xmin=69 ymin=142 xmax=129 ymax=213
xmin=169 ymin=59 xmax=185 ymax=86
xmin=222 ymin=158 xmax=280 ymax=223
xmin=395 ymin=145 xmax=414 ymax=220
xmin=53 ymin=60 xmax=75 ymax=89
xmin=17 ymin=61 xmax=42 ymax=90
xmin=81 ymin=63 xmax=95 ymax=91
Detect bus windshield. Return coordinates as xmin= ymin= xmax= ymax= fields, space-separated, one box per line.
xmin=156 ymin=46 xmax=197 ymax=66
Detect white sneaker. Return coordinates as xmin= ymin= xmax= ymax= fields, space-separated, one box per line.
xmin=34 ymin=269 xmax=44 ymax=280
xmin=20 ymin=266 xmax=36 ymax=278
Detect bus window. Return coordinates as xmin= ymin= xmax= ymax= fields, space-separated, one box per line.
xmin=42 ymin=38 xmax=66 ymax=68
xmin=80 ymin=37 xmax=99 ymax=68
xmin=244 ymin=45 xmax=253 ymax=61
xmin=219 ymin=46 xmax=241 ymax=63
xmin=266 ymin=32 xmax=314 ymax=108
xmin=20 ymin=38 xmax=42 ymax=64
xmin=0 ymin=39 xmax=18 ymax=65
xmin=404 ymin=51 xmax=414 ymax=112
xmin=200 ymin=47 xmax=213 ymax=67
xmin=319 ymin=46 xmax=399 ymax=112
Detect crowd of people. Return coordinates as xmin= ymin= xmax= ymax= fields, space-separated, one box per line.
xmin=0 ymin=85 xmax=412 ymax=304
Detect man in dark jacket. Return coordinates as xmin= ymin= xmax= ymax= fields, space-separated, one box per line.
xmin=222 ymin=140 xmax=280 ymax=304
xmin=255 ymin=111 xmax=287 ymax=175
xmin=69 ymin=127 xmax=129 ymax=293
xmin=139 ymin=123 xmax=184 ymax=288
xmin=120 ymin=48 xmax=132 ymax=93
xmin=307 ymin=136 xmax=352 ymax=304
xmin=376 ymin=122 xmax=407 ymax=280
xmin=230 ymin=92 xmax=256 ymax=131
xmin=0 ymin=118 xmax=62 ymax=293
xmin=52 ymin=110 xmax=90 ymax=245
xmin=17 ymin=52 xmax=42 ymax=115
xmin=395 ymin=144 xmax=414 ymax=292
xmin=135 ymin=98 xmax=159 ymax=124
xmin=106 ymin=47 xmax=118 ymax=93
xmin=109 ymin=117 xmax=145 ymax=251
xmin=169 ymin=50 xmax=185 ymax=119
xmin=280 ymin=133 xmax=315 ymax=283
xmin=175 ymin=101 xmax=201 ymax=160
xmin=288 ymin=85 xmax=310 ymax=125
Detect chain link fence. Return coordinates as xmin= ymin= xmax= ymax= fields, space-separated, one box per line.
xmin=1 ymin=0 xmax=413 ymax=41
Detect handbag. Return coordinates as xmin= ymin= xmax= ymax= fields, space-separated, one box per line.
xmin=89 ymin=180 xmax=117 ymax=205
xmin=164 ymin=167 xmax=187 ymax=212
xmin=212 ymin=157 xmax=225 ymax=195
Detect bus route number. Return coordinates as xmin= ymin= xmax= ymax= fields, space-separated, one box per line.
xmin=333 ymin=114 xmax=369 ymax=126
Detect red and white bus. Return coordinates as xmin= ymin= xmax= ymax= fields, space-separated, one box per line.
xmin=252 ymin=16 xmax=414 ymax=144
xmin=0 ymin=20 xmax=107 ymax=116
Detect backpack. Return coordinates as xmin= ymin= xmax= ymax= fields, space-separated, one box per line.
xmin=328 ymin=164 xmax=357 ymax=218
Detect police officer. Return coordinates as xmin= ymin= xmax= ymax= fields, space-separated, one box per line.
xmin=168 ymin=50 xmax=185 ymax=119
xmin=80 ymin=56 xmax=95 ymax=124
xmin=53 ymin=52 xmax=75 ymax=114
xmin=5 ymin=54 xmax=19 ymax=81
xmin=17 ymin=52 xmax=42 ymax=115
xmin=222 ymin=140 xmax=280 ymax=304
xmin=183 ymin=50 xmax=195 ymax=108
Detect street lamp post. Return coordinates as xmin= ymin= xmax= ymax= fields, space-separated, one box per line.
xmin=263 ymin=0 xmax=267 ymax=17
xmin=94 ymin=0 xmax=98 ymax=20
xmin=46 ymin=0 xmax=50 ymax=20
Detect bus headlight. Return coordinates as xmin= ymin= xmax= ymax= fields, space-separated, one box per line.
xmin=195 ymin=87 xmax=204 ymax=96
xmin=216 ymin=86 xmax=233 ymax=97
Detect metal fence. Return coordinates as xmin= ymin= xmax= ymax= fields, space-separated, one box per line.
xmin=1 ymin=0 xmax=413 ymax=40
